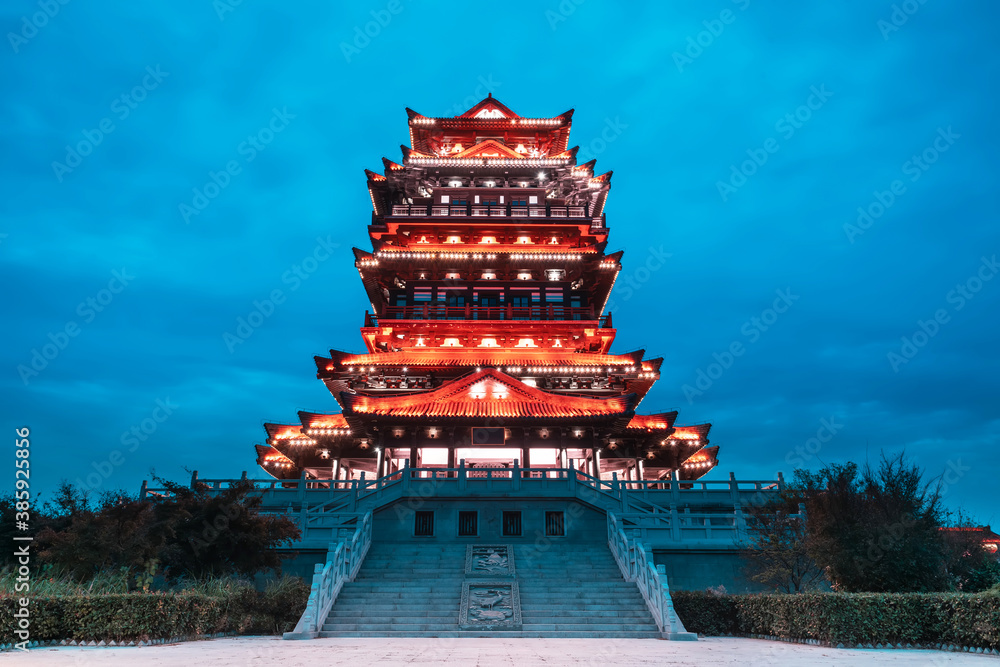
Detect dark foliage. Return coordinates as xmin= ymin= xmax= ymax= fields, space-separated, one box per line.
xmin=0 ymin=578 xmax=310 ymax=642
xmin=673 ymin=590 xmax=1000 ymax=649
xmin=21 ymin=479 xmax=299 ymax=583
xmin=739 ymin=490 xmax=824 ymax=593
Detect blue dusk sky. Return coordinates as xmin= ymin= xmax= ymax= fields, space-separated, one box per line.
xmin=2 ymin=1 xmax=997 ymax=524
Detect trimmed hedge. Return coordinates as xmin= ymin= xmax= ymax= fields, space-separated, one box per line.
xmin=673 ymin=591 xmax=1000 ymax=649
xmin=1 ymin=581 xmax=308 ymax=644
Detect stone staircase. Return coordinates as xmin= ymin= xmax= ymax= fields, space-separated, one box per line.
xmin=319 ymin=541 xmax=660 ymax=638
xmin=321 ymin=543 xmax=466 ymax=636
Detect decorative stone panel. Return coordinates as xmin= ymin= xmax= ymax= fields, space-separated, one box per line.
xmin=459 ymin=581 xmax=522 ymax=631
xmin=465 ymin=544 xmax=516 ymax=577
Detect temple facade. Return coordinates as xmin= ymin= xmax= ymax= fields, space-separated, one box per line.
xmin=254 ymin=94 xmax=719 ymax=485
xmin=144 ymin=96 xmax=793 ymax=639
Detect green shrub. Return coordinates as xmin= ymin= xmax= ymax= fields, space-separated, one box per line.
xmin=0 ymin=575 xmax=309 ymax=644
xmin=673 ymin=590 xmax=1000 ymax=649
xmin=672 ymin=591 xmax=738 ymax=636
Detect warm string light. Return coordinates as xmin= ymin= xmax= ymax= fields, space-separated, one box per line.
xmin=511 ymin=253 xmax=582 ymax=261
xmin=408 ymin=157 xmax=570 ymax=167
xmin=304 ymin=428 xmax=351 ymax=436
xmin=275 ymin=438 xmax=316 ymax=446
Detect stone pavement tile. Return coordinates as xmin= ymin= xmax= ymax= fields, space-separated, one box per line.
xmin=4 ymin=637 xmax=997 ymax=666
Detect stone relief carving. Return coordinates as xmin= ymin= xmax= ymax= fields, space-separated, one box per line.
xmin=465 ymin=544 xmax=516 ymax=577
xmin=458 ymin=581 xmax=522 ymax=630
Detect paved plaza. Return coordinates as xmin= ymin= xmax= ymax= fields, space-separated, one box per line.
xmin=6 ymin=637 xmax=997 ymax=666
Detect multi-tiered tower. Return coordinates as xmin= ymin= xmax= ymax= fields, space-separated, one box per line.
xmin=255 ymin=96 xmax=719 ymax=483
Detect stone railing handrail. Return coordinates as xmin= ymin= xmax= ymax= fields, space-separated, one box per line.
xmin=608 ymin=511 xmax=696 ymax=641
xmin=142 ymin=468 xmax=783 ymax=499
xmin=283 ymin=511 xmax=372 ymax=640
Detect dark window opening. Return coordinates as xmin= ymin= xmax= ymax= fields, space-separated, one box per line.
xmin=472 ymin=427 xmax=505 ymax=445
xmin=509 ymin=295 xmax=532 ymax=319
xmin=458 ymin=511 xmax=478 ymax=536
xmin=545 ymin=511 xmax=565 ymax=537
xmin=414 ymin=511 xmax=434 ymax=536
xmin=502 ymin=511 xmax=522 ymax=537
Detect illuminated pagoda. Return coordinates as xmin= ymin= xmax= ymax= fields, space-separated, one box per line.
xmin=254 ymin=95 xmax=719 ymax=484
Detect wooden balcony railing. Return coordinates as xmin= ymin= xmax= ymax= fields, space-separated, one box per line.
xmin=364 ymin=305 xmax=611 ymax=327
xmin=391 ymin=204 xmax=592 ymax=219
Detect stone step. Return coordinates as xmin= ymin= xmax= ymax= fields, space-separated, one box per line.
xmin=342 ymin=583 xmax=464 ymax=590
xmin=323 ymin=623 xmax=460 ymax=632
xmin=331 ymin=603 xmax=463 ymax=612
xmin=334 ymin=597 xmax=460 ymax=604
xmin=322 ymin=539 xmax=659 ymax=638
xmin=521 ymin=592 xmax=646 ymax=599
xmin=518 ymin=609 xmax=654 ymax=618
xmin=318 ymin=630 xmax=663 ymax=638
xmin=328 ymin=610 xmax=459 ymax=618
xmin=521 ymin=623 xmax=660 ymax=632
xmin=520 ymin=604 xmax=650 ymax=613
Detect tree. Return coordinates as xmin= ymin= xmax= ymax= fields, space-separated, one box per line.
xmin=29 ymin=478 xmax=301 ymax=583
xmin=36 ymin=489 xmax=171 ymax=581
xmin=739 ymin=492 xmax=824 ymax=592
xmin=152 ymin=477 xmax=301 ymax=580
xmin=800 ymin=452 xmax=950 ymax=592
xmin=940 ymin=514 xmax=1000 ymax=592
